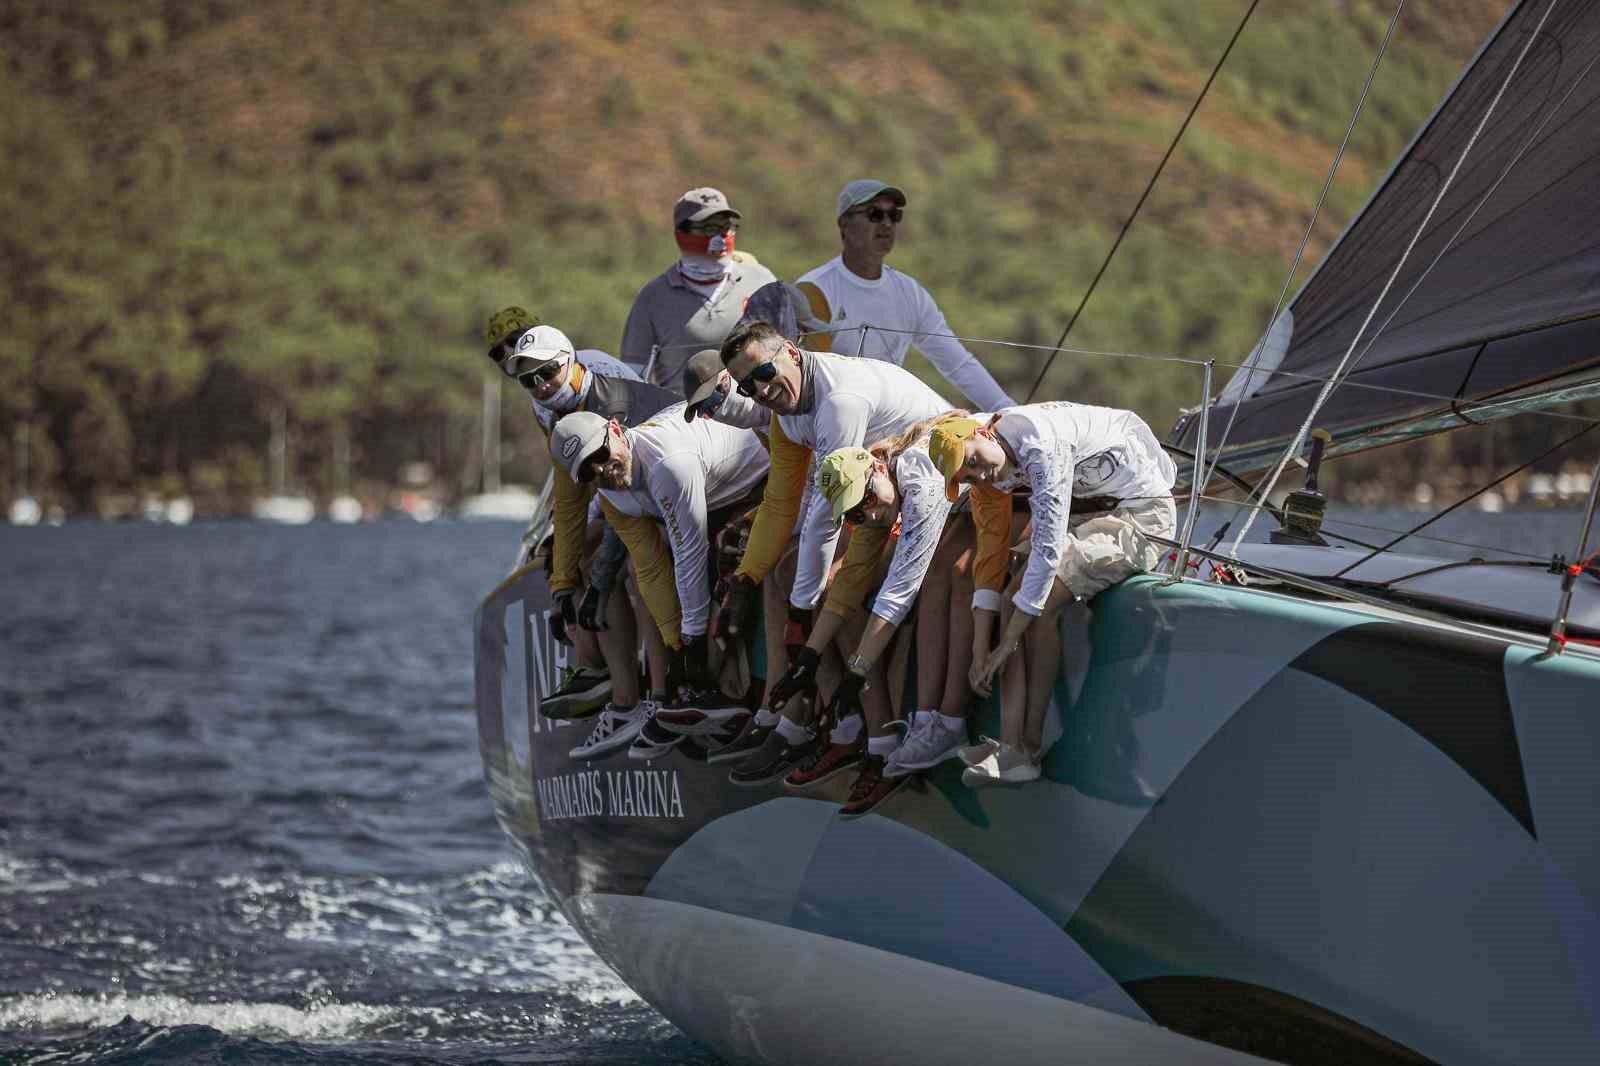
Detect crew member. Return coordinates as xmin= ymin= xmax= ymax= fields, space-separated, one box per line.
xmin=621 ymin=187 xmax=777 ymax=389
xmin=932 ymin=401 xmax=1177 ymax=785
xmin=550 ymin=408 xmax=769 ymax=762
xmin=797 ymin=180 xmax=1014 ymax=412
xmin=714 ymin=320 xmax=953 ymax=784
xmin=494 ymin=318 xmax=680 ymax=726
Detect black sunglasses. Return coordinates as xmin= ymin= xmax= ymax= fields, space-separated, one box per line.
xmin=680 ymin=218 xmax=741 ymax=237
xmin=735 ymin=359 xmax=780 ymax=398
xmin=488 ymin=325 xmax=534 ymax=365
xmin=576 ymin=443 xmax=610 ymax=483
xmin=852 ymin=206 xmax=903 ymax=224
xmin=516 ymin=362 xmax=563 ymax=390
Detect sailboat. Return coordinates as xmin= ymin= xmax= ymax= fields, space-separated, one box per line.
xmin=252 ymin=406 xmax=315 ymax=524
xmin=459 ymin=373 xmax=539 ymax=521
xmin=474 ymin=4 xmax=1600 ymax=1063
xmin=8 ymin=422 xmax=42 ymax=526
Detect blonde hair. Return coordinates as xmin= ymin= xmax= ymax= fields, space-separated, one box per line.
xmin=867 ymin=409 xmax=973 ymax=467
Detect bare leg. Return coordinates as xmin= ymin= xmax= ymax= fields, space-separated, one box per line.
xmin=762 ymin=566 xmax=790 ymax=702
xmin=624 ymin=568 xmax=668 ymax=696
xmin=914 ymin=553 xmax=952 ymax=710
xmin=938 ymin=529 xmax=977 ymax=717
xmin=598 ymin=580 xmax=640 ymax=708
xmin=1022 ymin=578 xmax=1077 ymax=759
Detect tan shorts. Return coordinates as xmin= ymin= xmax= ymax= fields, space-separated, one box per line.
xmin=1013 ymin=497 xmax=1176 ymax=601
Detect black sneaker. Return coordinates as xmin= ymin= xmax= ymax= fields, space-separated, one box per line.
xmin=626 ymin=705 xmax=684 ymax=762
xmin=654 ymin=685 xmax=748 ymax=734
xmin=541 ymin=665 xmax=611 ymax=720
xmin=729 ymin=728 xmax=819 ymax=788
xmin=705 ymin=715 xmax=771 ymax=764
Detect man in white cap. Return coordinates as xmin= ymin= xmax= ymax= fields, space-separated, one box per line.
xmin=797 ymin=180 xmax=1014 ymax=412
xmin=620 ymin=187 xmax=777 ymax=390
xmin=549 ymin=407 xmax=769 ymax=761
xmin=491 ymin=314 xmax=681 ymax=724
xmin=711 ymin=319 xmax=954 ymax=784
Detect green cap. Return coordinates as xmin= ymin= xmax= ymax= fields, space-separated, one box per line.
xmin=816 ymin=447 xmax=875 ymax=522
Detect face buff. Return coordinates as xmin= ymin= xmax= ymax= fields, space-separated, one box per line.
xmin=675 ymin=228 xmax=736 ymax=284
xmin=541 ymin=362 xmax=587 ymax=418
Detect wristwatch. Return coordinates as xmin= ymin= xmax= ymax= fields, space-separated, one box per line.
xmin=846 ymin=654 xmax=871 ymax=678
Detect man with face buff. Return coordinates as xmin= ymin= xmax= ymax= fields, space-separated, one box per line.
xmin=485 ymin=310 xmax=680 ymax=723
xmin=796 ymin=180 xmax=1014 ymax=413
xmin=712 ymin=319 xmax=952 ymax=783
xmin=621 ymin=187 xmax=777 ymax=390
xmin=549 ymin=407 xmax=769 ymax=761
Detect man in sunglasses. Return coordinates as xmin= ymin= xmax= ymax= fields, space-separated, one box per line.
xmin=795 ymin=180 xmax=1014 ymax=413
xmin=486 ymin=312 xmax=680 ymax=725
xmin=710 ymin=319 xmax=953 ymax=783
xmin=550 ymin=407 xmax=769 ymax=761
xmin=620 ymin=187 xmax=777 ymax=392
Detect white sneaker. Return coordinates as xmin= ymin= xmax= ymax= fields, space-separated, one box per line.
xmin=958 ymin=736 xmax=1001 ymax=767
xmin=961 ymin=743 xmax=1041 ymax=788
xmin=884 ymin=717 xmax=967 ymax=777
xmin=568 ymin=701 xmax=649 ymax=760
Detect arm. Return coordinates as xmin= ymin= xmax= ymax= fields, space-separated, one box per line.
xmin=549 ymin=459 xmax=593 ymax=594
xmin=1013 ymin=442 xmax=1075 ymax=617
xmin=598 ymin=497 xmax=683 ymax=649
xmin=911 ymin=285 xmax=1015 ymax=412
xmin=866 ymin=462 xmax=950 ymax=626
xmin=619 ymin=292 xmax=656 ymax=371
xmin=733 ymin=414 xmax=811 ymax=584
xmin=820 ymin=521 xmax=894 ymax=624
xmin=652 ymin=452 xmax=714 ymax=638
xmin=789 ymin=393 xmax=872 ymax=608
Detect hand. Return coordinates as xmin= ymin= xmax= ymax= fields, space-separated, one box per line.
xmin=782 ymin=607 xmax=813 ymax=657
xmin=825 ymin=673 xmax=866 ymax=723
xmin=712 ymin=575 xmax=760 ymax=648
xmin=769 ymin=646 xmax=820 ymax=710
xmin=577 ymin=584 xmax=610 ymax=632
xmin=969 ymin=641 xmax=1016 ymax=698
xmin=549 ymin=588 xmax=578 ymax=645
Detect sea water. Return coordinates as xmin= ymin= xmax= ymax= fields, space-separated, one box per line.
xmin=1 ymin=507 xmax=1590 ymax=1063
xmin=0 ymin=520 xmax=721 ymax=1065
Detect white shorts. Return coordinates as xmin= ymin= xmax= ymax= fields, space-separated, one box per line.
xmin=1014 ymin=496 xmax=1176 ymax=601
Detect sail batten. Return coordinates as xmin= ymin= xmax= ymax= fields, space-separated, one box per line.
xmin=1178 ymin=1 xmax=1600 ymax=461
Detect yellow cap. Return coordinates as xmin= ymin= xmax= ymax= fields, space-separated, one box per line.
xmin=928 ymin=417 xmax=980 ymax=501
xmin=816 ymin=447 xmax=875 ymax=522
xmin=484 ymin=306 xmax=540 ymax=348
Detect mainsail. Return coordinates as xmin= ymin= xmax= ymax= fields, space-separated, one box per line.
xmin=1175 ymin=0 xmax=1600 ymax=473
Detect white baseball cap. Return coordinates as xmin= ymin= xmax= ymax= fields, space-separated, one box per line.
xmin=836 ymin=179 xmax=906 ymax=218
xmin=504 ymin=325 xmax=575 ymax=378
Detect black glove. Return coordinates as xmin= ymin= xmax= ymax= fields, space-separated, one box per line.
xmin=577 ymin=583 xmax=610 ymax=632
xmin=712 ymin=574 xmax=760 ymax=645
xmin=769 ymin=645 xmax=819 ymax=710
xmin=677 ymin=633 xmax=715 ymax=692
xmin=823 ymin=673 xmax=866 ymax=728
xmin=782 ymin=607 xmax=813 ymax=657
xmin=549 ymin=588 xmax=577 ymax=646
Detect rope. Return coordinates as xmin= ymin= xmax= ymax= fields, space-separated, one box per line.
xmin=1199 ymin=0 xmax=1406 ymax=500
xmin=1230 ymin=0 xmax=1565 ymax=555
xmin=1024 ymin=0 xmax=1263 ymax=403
xmin=1330 ymin=420 xmax=1600 ymax=577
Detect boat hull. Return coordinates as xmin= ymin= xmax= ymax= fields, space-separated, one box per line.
xmin=476 ymin=566 xmax=1600 ymax=1065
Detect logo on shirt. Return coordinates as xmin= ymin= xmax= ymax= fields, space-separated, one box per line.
xmin=835 ymin=305 xmax=848 ymax=321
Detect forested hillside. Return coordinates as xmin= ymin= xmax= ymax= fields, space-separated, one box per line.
xmin=0 ymin=0 xmax=1508 ymax=515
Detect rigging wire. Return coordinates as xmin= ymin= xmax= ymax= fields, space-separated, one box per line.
xmin=1022 ymin=0 xmax=1263 ymax=404
xmin=1197 ymin=0 xmax=1406 ymax=500
xmin=1330 ymin=419 xmax=1600 ymax=577
xmin=1229 ymin=0 xmax=1566 ymax=555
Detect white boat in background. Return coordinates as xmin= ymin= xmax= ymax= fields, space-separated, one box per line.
xmin=8 ymin=495 xmax=41 ymax=527
xmin=252 ymin=494 xmax=315 ymax=524
xmin=165 ymin=497 xmax=194 ymax=525
xmin=458 ymin=487 xmax=537 ymax=522
xmin=476 ymin=4 xmax=1600 ymax=1063
xmin=327 ymin=495 xmax=363 ymax=524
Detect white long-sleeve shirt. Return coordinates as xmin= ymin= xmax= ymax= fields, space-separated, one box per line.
xmin=986 ymin=402 xmax=1176 ymax=616
xmin=867 ymin=435 xmax=979 ymax=625
xmin=775 ymin=353 xmax=953 ymax=609
xmin=600 ymin=406 xmax=769 ymax=637
xmin=797 ymin=257 xmax=1014 ymax=412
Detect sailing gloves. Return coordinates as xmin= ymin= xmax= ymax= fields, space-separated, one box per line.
xmin=578 ymin=583 xmax=610 ymax=631
xmin=671 ymin=633 xmax=718 ymax=694
xmin=824 ymin=673 xmax=866 ymax=726
xmin=712 ymin=574 xmax=760 ymax=645
xmin=769 ymin=646 xmax=819 ymax=709
xmin=550 ymin=588 xmax=578 ymax=645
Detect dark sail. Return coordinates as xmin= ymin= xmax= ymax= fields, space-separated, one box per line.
xmin=1175 ymin=0 xmax=1600 ymax=472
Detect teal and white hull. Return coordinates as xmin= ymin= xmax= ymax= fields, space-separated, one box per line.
xmin=475 ymin=562 xmax=1600 ymax=1065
